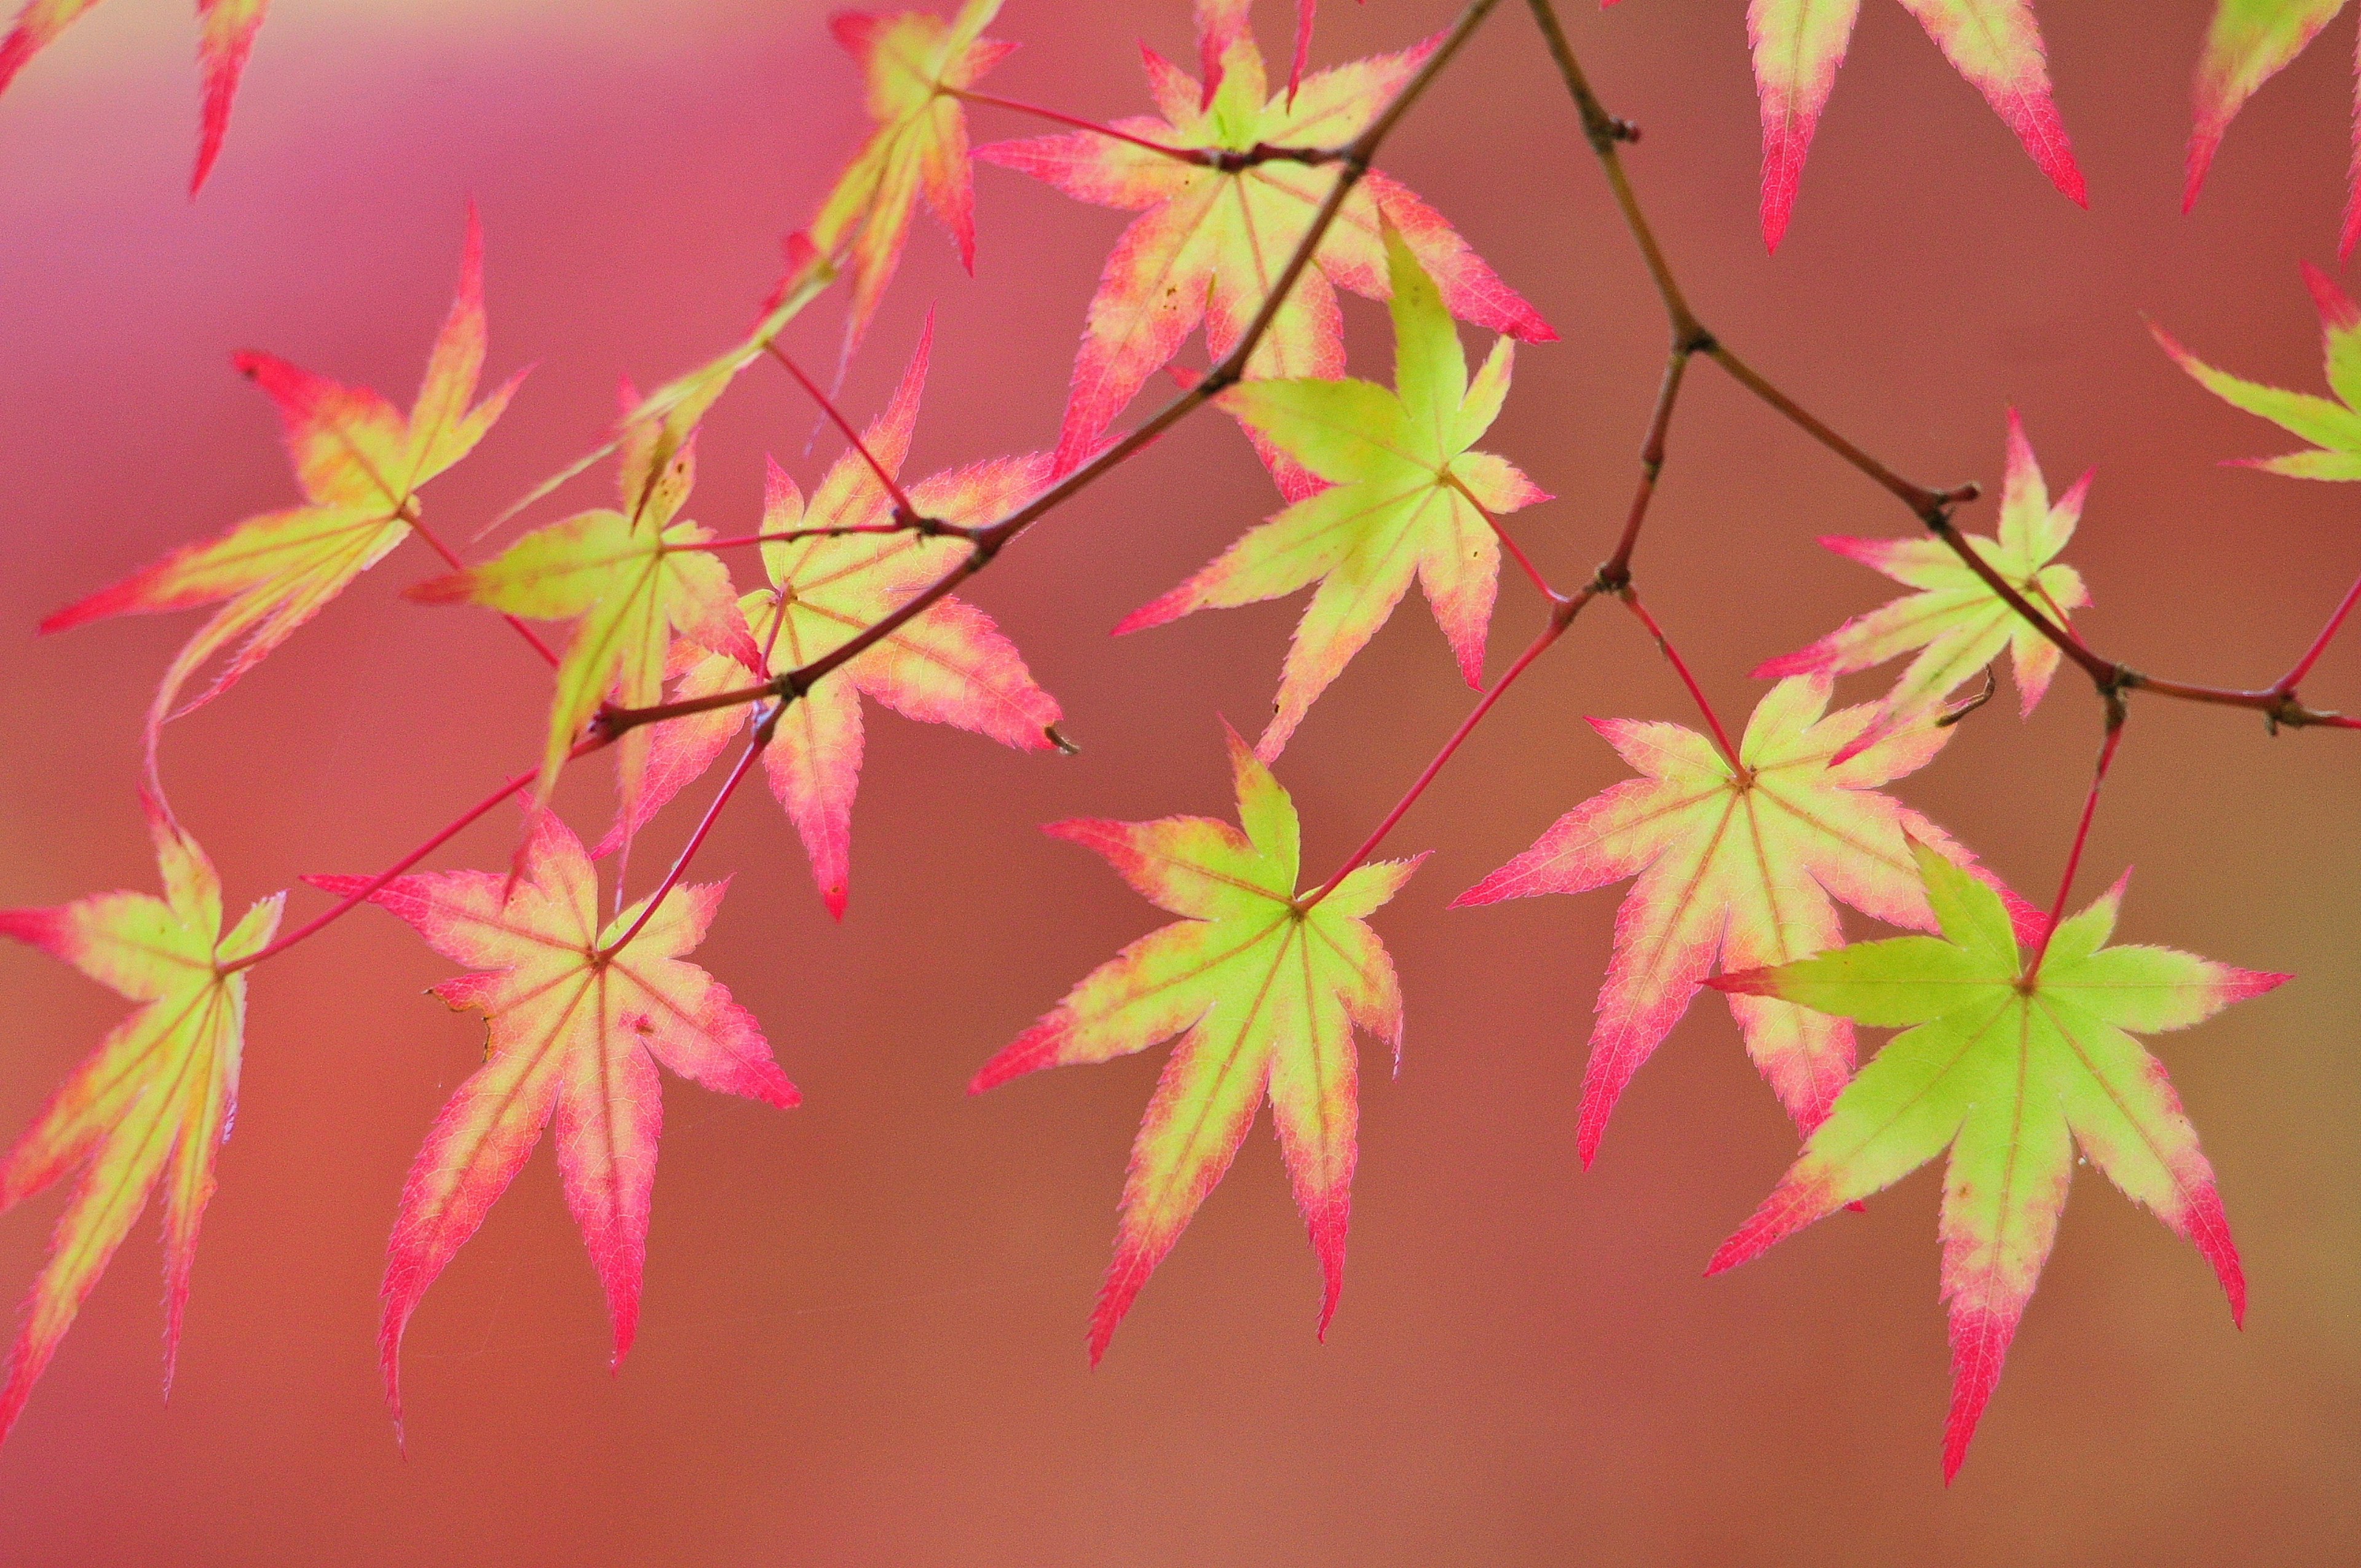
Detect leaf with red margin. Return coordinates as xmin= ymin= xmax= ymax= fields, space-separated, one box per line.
xmin=1452 ymin=676 xmax=1972 ymax=1165
xmin=0 ymin=0 xmax=269 ymax=191
xmin=0 ymin=796 xmax=282 ymax=1443
xmin=42 ymin=208 xmax=522 ymax=762
xmin=309 ymin=810 xmax=796 ymax=1434
xmin=1755 ymin=408 xmax=2089 ymax=762
xmin=807 ymin=0 xmax=1011 ymax=362
xmin=2155 ymin=262 xmax=2361 ymax=480
xmin=406 ymin=420 xmax=763 ymax=848
xmin=2184 ymin=0 xmax=2359 ymax=258
xmin=595 ymin=324 xmax=1064 ymax=917
xmin=970 ymin=726 xmax=1420 ymax=1363
xmin=1706 ymin=842 xmax=2286 ymax=1481
xmin=1609 ymin=0 xmax=2084 ymax=251
xmin=1118 ymin=225 xmax=1546 ymax=759
xmin=978 ymin=12 xmax=1551 ymax=475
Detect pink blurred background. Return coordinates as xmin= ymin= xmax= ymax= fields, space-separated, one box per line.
xmin=0 ymin=1 xmax=2355 ymax=1561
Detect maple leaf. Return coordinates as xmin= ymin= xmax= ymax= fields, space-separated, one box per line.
xmin=1626 ymin=0 xmax=2085 ymax=251
xmin=2154 ymin=263 xmax=2361 ymax=480
xmin=596 ymin=324 xmax=1066 ymax=916
xmin=807 ymin=0 xmax=1011 ymax=362
xmin=1755 ymin=408 xmax=2089 ymax=762
xmin=0 ymin=796 xmax=282 ymax=1443
xmin=977 ymin=10 xmax=1551 ymax=475
xmin=1452 ymin=675 xmax=1972 ymax=1165
xmin=309 ymin=810 xmax=797 ymax=1426
xmin=406 ymin=411 xmax=764 ymax=839
xmin=42 ymin=209 xmax=522 ymax=759
xmin=1706 ymin=841 xmax=2287 ymax=1480
xmin=971 ymin=726 xmax=1422 ymax=1363
xmin=1118 ymin=226 xmax=1546 ymax=760
xmin=0 ymin=0 xmax=267 ymax=191
xmin=2185 ymin=0 xmax=2361 ymax=258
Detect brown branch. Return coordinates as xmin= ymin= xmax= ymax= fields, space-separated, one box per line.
xmin=1522 ymin=0 xmax=2351 ymax=736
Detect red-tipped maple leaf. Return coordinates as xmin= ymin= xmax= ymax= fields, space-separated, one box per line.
xmin=1707 ymin=842 xmax=2287 ymax=1480
xmin=310 ymin=810 xmax=796 ymax=1430
xmin=0 ymin=0 xmax=267 ymax=192
xmin=978 ymin=10 xmax=1551 ymax=475
xmin=972 ymin=727 xmax=1421 ymax=1363
xmin=2184 ymin=0 xmax=2361 ymax=259
xmin=1755 ymin=409 xmax=2089 ymax=762
xmin=1453 ymin=676 xmax=1971 ymax=1165
xmin=2154 ymin=262 xmax=2361 ymax=480
xmin=407 ymin=405 xmax=763 ymax=845
xmin=807 ymin=0 xmax=1012 ymax=362
xmin=44 ymin=208 xmax=523 ymax=762
xmin=1612 ymin=0 xmax=2085 ymax=251
xmin=597 ymin=324 xmax=1064 ymax=916
xmin=0 ymin=796 xmax=282 ymax=1443
xmin=1118 ymin=225 xmax=1546 ymax=759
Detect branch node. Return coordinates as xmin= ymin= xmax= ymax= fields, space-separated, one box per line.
xmin=2098 ymin=666 xmax=2140 ymax=724
xmin=1609 ymin=117 xmax=1641 ymax=143
xmin=1591 ymin=562 xmax=1632 ymax=596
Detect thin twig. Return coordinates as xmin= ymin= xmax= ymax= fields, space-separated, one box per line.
xmin=1618 ymin=587 xmax=1740 ymax=767
xmin=219 ymin=755 xmax=553 ymax=974
xmin=598 ymin=718 xmax=773 ymax=958
xmin=2277 ymin=567 xmax=2361 ymax=694
xmin=402 ymin=504 xmax=563 ymax=667
xmin=1600 ymin=344 xmax=1691 ymax=584
xmin=1443 ymin=469 xmax=1559 ymax=601
xmin=764 ymin=342 xmax=921 ymax=521
xmin=2026 ymin=703 xmax=2126 ymax=981
xmin=1298 ymin=593 xmax=1591 ymax=911
xmin=947 ymin=87 xmax=1206 ymax=164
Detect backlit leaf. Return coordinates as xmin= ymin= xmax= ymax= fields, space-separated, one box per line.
xmin=1755 ymin=409 xmax=2089 ymax=760
xmin=406 ymin=423 xmax=764 ymax=841
xmin=809 ymin=0 xmax=1011 ymax=361
xmin=596 ymin=322 xmax=1064 ymax=916
xmin=2155 ymin=263 xmax=2361 ymax=480
xmin=1707 ymin=843 xmax=2287 ymax=1479
xmin=310 ymin=811 xmax=796 ymax=1431
xmin=0 ymin=796 xmax=282 ymax=1443
xmin=971 ymin=726 xmax=1421 ymax=1362
xmin=1118 ymin=227 xmax=1546 ymax=759
xmin=43 ymin=210 xmax=521 ymax=763
xmin=1453 ymin=676 xmax=1971 ymax=1164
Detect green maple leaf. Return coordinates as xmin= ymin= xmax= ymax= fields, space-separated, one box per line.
xmin=1755 ymin=409 xmax=2089 ymax=759
xmin=2156 ymin=263 xmax=2361 ymax=480
xmin=1118 ymin=225 xmax=1547 ymax=759
xmin=407 ymin=419 xmax=762 ymax=831
xmin=971 ymin=725 xmax=1422 ymax=1362
xmin=1707 ymin=841 xmax=2287 ymax=1480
